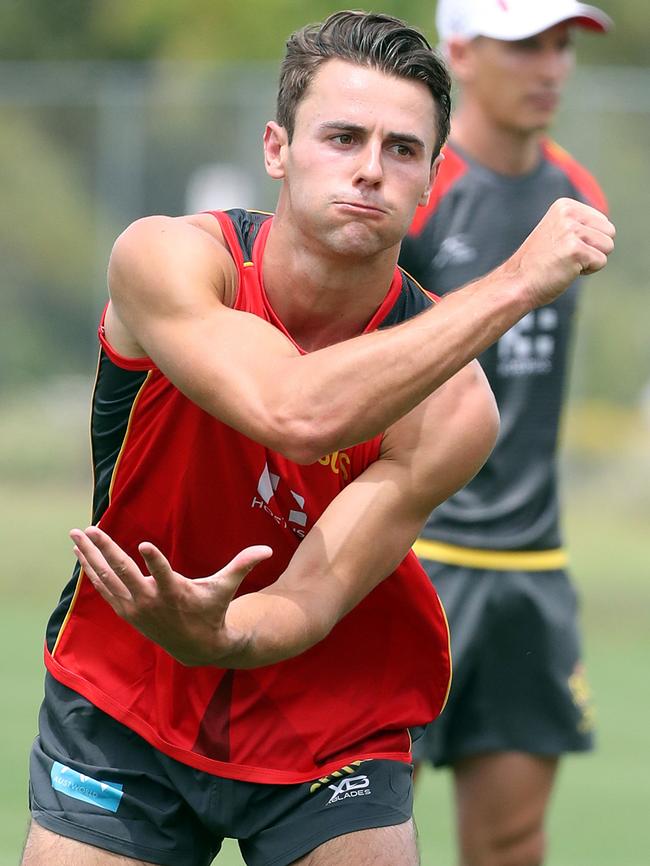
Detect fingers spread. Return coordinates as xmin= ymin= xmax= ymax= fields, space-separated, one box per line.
xmin=228 ymin=545 xmax=274 ymax=575
xmin=196 ymin=545 xmax=273 ymax=597
xmin=70 ymin=527 xmax=135 ymax=605
xmin=71 ymin=526 xmax=149 ymax=601
xmin=138 ymin=542 xmax=177 ymax=595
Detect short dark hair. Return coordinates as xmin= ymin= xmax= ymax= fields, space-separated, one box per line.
xmin=277 ymin=10 xmax=451 ymax=159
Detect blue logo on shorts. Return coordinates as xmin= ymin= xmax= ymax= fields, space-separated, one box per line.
xmin=50 ymin=762 xmax=124 ymax=813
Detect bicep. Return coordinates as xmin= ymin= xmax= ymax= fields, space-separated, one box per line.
xmin=106 ymin=215 xmax=303 ymax=447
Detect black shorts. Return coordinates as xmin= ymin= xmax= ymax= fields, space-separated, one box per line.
xmin=414 ymin=562 xmax=595 ymax=768
xmin=29 ymin=674 xmax=413 ymax=866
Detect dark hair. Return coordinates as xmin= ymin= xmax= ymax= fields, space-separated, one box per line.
xmin=277 ymin=10 xmax=451 ymax=159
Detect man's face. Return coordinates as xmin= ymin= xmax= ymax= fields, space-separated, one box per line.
xmin=457 ymin=23 xmax=575 ymax=134
xmin=265 ymin=58 xmax=440 ymax=258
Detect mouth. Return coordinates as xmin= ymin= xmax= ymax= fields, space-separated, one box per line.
xmin=527 ymin=93 xmax=560 ymax=112
xmin=333 ymin=201 xmax=388 ymax=217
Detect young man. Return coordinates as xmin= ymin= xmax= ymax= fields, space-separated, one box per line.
xmin=23 ymin=11 xmax=614 ymax=866
xmin=399 ymin=1 xmax=612 ymax=864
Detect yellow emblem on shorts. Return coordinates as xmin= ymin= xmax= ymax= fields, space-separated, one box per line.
xmin=568 ymin=662 xmax=596 ymax=733
xmin=309 ymin=760 xmax=369 ymax=794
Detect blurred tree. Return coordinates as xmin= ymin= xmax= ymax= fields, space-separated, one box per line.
xmin=0 ymin=108 xmax=102 ymax=388
xmin=0 ymin=0 xmax=643 ymax=65
xmin=0 ymin=0 xmax=646 ymax=404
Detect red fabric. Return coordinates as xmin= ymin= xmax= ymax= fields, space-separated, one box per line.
xmin=542 ymin=138 xmax=609 ymax=215
xmin=46 ymin=213 xmax=451 ymax=783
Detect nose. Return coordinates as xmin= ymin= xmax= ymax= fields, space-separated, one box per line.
xmin=539 ymin=45 xmax=573 ymax=85
xmin=353 ymin=139 xmax=383 ymax=187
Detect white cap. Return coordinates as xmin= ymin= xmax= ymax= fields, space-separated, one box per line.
xmin=436 ymin=0 xmax=612 ymax=43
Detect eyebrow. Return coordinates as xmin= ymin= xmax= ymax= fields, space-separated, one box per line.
xmin=318 ymin=121 xmax=426 ymax=150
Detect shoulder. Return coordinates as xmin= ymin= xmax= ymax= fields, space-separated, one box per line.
xmin=542 ymin=139 xmax=608 ymax=215
xmin=409 ymin=144 xmax=471 ymax=237
xmin=112 ymin=212 xmax=229 ymax=264
xmin=109 ymin=212 xmax=239 ymax=307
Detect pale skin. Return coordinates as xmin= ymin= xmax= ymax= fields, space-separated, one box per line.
xmin=419 ymin=24 xmax=601 ymax=866
xmin=23 ymin=55 xmax=614 ymax=865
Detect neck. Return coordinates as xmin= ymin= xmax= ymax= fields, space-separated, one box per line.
xmin=451 ymin=104 xmax=543 ymax=176
xmin=261 ymin=211 xmax=399 ymax=353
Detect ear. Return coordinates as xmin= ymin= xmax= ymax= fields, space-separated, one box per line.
xmin=419 ymin=152 xmax=445 ymax=206
xmin=264 ymin=121 xmax=288 ymax=180
xmin=446 ymin=36 xmax=476 ymax=84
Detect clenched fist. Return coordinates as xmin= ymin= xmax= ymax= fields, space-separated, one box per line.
xmin=502 ymin=197 xmax=615 ymax=310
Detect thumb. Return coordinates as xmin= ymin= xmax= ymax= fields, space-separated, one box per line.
xmin=204 ymin=545 xmax=273 ymax=594
xmin=221 ymin=544 xmax=273 ymax=577
xmin=226 ymin=545 xmax=274 ymax=574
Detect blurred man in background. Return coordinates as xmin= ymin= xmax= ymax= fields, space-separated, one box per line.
xmin=400 ymin=1 xmax=612 ymax=864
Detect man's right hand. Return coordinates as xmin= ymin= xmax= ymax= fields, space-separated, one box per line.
xmin=70 ymin=526 xmax=273 ymax=667
xmin=502 ymin=197 xmax=615 ymax=310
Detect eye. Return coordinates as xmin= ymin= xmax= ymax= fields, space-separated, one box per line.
xmin=392 ymin=143 xmax=415 ymax=157
xmin=510 ymin=37 xmax=539 ymax=53
xmin=332 ymin=133 xmax=355 ymax=146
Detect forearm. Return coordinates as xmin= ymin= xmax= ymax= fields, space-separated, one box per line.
xmin=278 ymin=268 xmax=526 ymax=457
xmin=215 ymin=587 xmax=330 ymax=669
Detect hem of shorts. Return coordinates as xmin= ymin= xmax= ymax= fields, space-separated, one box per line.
xmin=31 ymin=806 xmax=198 ymax=866
xmin=257 ymin=810 xmax=412 ymax=866
xmin=44 ymin=662 xmax=415 ymax=783
xmin=431 ymin=738 xmax=595 ymax=769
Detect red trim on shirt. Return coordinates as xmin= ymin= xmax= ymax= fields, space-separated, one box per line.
xmin=409 ymin=145 xmax=468 ymax=237
xmin=542 ymin=138 xmax=609 ymax=215
xmin=98 ymin=305 xmax=155 ymax=372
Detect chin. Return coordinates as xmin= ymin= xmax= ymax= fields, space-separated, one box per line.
xmin=326 ymin=223 xmax=396 ymax=259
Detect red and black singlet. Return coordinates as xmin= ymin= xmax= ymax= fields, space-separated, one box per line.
xmin=45 ymin=209 xmax=450 ymax=784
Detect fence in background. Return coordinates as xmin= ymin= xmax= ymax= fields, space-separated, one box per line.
xmin=1 ymin=62 xmax=648 ymax=407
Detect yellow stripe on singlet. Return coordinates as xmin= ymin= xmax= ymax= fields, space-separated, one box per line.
xmin=413 ymin=539 xmax=568 ymax=571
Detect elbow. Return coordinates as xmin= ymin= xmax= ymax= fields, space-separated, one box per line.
xmin=267 ymin=411 xmax=340 ymax=466
xmin=273 ymin=434 xmax=331 ymax=466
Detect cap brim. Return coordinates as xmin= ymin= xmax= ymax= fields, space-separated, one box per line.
xmin=477 ymin=5 xmax=613 ymax=41
xmin=556 ymin=3 xmax=614 ymax=33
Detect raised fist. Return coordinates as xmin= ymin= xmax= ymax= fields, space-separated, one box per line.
xmin=503 ymin=197 xmax=615 ymax=310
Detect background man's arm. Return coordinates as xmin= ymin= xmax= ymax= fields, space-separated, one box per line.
xmin=71 ymin=360 xmax=498 ymax=668
xmin=106 ymin=201 xmax=613 ymax=464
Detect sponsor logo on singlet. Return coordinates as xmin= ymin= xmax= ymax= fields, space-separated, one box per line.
xmin=251 ymin=462 xmax=309 ymax=538
xmin=326 ymin=774 xmax=372 ymax=805
xmin=497 ymin=308 xmax=557 ymax=377
xmin=318 ymin=449 xmax=351 ymax=481
xmin=432 ymin=234 xmax=477 ymax=269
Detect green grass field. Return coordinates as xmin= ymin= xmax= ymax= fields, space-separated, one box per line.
xmin=2 ymin=466 xmax=648 ymax=865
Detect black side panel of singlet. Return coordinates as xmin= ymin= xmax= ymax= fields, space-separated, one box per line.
xmin=223 ymin=209 xmax=272 ymax=260
xmin=46 ymin=351 xmax=149 ymax=653
xmin=378 ymin=270 xmax=435 ymax=328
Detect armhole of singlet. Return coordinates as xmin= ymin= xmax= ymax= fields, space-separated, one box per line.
xmin=205 ymin=210 xmax=247 ymax=310
xmin=98 ymin=304 xmax=156 ymax=372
